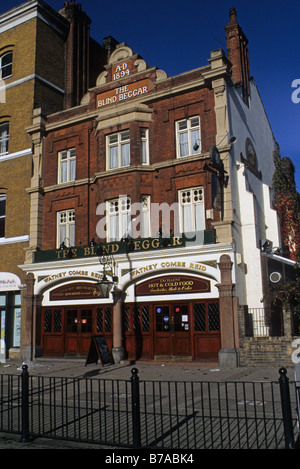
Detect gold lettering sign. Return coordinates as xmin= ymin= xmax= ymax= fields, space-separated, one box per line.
xmin=50 ymin=283 xmax=103 ymax=300
xmin=135 ymin=275 xmax=210 ymax=296
xmin=97 ymin=79 xmax=149 ymax=108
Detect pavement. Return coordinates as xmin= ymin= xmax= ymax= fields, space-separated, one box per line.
xmin=0 ymin=357 xmax=295 ymax=381
xmin=0 ymin=357 xmax=297 ymax=450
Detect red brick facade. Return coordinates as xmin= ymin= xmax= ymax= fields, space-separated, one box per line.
xmin=42 ymin=61 xmax=219 ymax=250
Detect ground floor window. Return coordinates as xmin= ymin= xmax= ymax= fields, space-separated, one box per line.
xmin=41 ymin=300 xmax=220 ymax=360
xmin=0 ymin=291 xmax=21 ymax=353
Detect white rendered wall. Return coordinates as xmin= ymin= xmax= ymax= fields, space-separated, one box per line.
xmin=227 ymin=79 xmax=280 ymax=308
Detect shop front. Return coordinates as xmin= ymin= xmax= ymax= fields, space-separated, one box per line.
xmin=21 ymin=243 xmax=238 ymax=365
xmin=0 ymin=273 xmax=22 ymax=361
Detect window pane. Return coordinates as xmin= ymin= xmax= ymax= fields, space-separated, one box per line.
xmin=2 ymin=52 xmax=12 ymax=67
xmin=59 ymin=225 xmax=66 ymax=245
xmin=122 ymin=212 xmax=131 ymax=238
xmin=194 ymin=303 xmax=206 ymax=331
xmin=195 ymin=203 xmax=205 ymax=231
xmin=0 ymin=197 xmax=6 ymax=216
xmin=44 ymin=310 xmax=52 ymax=333
xmin=70 ymin=159 xmax=76 ymax=180
xmin=190 ymin=117 xmax=199 ymax=127
xmin=179 ymin=132 xmax=188 ymax=157
xmin=1 ymin=52 xmax=12 ymax=79
xmin=60 ymin=159 xmax=67 ymax=182
xmin=121 ymin=142 xmax=130 ymax=166
xmin=109 ymin=134 xmax=118 ymax=144
xmin=13 ymin=293 xmax=21 ymax=305
xmin=110 ymin=214 xmax=119 ymax=241
xmin=109 ymin=146 xmax=118 ymax=169
xmin=140 ymin=129 xmax=148 ymax=164
xmin=191 ymin=128 xmax=200 ymax=154
xmin=13 ymin=307 xmax=21 ymax=346
xmin=183 ymin=204 xmax=193 ymax=232
xmin=141 ymin=140 xmax=147 ymax=163
xmin=121 ymin=130 xmax=130 ymax=141
xmin=69 ymin=223 xmax=75 ymax=246
xmin=0 ymin=294 xmax=6 ymax=306
xmin=0 ymin=124 xmax=9 ymax=155
xmin=208 ymin=303 xmax=220 ymax=331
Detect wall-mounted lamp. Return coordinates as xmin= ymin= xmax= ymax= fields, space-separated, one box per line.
xmin=96 ymin=249 xmax=114 ymax=298
xmin=193 ymin=139 xmax=201 ymax=152
xmin=216 ymin=133 xmax=237 ymax=147
xmin=96 ymin=244 xmax=123 ymax=303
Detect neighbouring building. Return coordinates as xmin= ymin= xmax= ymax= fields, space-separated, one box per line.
xmin=19 ymin=6 xmax=298 ymax=366
xmin=0 ymin=0 xmax=108 ymax=361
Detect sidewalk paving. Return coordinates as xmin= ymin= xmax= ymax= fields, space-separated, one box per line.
xmin=0 ymin=357 xmax=296 ymax=382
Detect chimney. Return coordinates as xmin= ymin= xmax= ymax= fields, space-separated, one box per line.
xmin=60 ymin=1 xmax=91 ymax=109
xmin=225 ymin=8 xmax=250 ymax=106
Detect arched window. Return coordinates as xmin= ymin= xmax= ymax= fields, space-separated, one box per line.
xmin=0 ymin=52 xmax=13 ymax=79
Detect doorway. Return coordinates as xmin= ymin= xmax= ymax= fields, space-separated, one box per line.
xmin=65 ymin=308 xmax=93 ymax=355
xmin=154 ymin=304 xmax=191 ymax=357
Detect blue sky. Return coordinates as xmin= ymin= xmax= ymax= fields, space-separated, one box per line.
xmin=1 ymin=0 xmax=300 ymax=191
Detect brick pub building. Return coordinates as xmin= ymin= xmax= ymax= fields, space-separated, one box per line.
xmin=20 ymin=5 xmax=296 ymax=366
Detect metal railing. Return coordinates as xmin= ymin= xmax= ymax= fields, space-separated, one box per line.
xmin=0 ymin=365 xmax=299 ymax=449
xmin=245 ymin=307 xmax=284 ymax=337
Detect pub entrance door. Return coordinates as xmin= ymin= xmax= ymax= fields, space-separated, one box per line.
xmin=65 ymin=308 xmax=93 ymax=355
xmin=154 ymin=304 xmax=191 ymax=357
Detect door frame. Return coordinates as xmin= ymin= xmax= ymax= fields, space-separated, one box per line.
xmin=64 ymin=307 xmax=94 ymax=355
xmin=153 ymin=301 xmax=192 ymax=358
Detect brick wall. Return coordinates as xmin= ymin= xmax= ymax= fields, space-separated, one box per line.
xmin=41 ymin=78 xmax=218 ymax=250
xmin=238 ymin=306 xmax=295 ymax=367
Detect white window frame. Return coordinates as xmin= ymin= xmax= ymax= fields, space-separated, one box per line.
xmin=0 ymin=52 xmax=13 ymax=80
xmin=57 ymin=209 xmax=75 ymax=248
xmin=139 ymin=195 xmax=151 ymax=238
xmin=107 ymin=196 xmax=131 ymax=241
xmin=107 ymin=130 xmax=130 ymax=169
xmin=58 ymin=148 xmax=76 ymax=184
xmin=176 ymin=116 xmax=201 ymax=158
xmin=140 ymin=128 xmax=149 ymax=164
xmin=0 ymin=194 xmax=6 ymax=238
xmin=0 ymin=123 xmax=9 ymax=156
xmin=178 ymin=186 xmax=205 ymax=233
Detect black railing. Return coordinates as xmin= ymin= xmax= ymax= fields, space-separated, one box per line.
xmin=244 ymin=307 xmax=284 ymax=337
xmin=0 ymin=365 xmax=299 ymax=449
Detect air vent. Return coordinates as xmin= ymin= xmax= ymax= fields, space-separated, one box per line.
xmin=270 ymin=272 xmax=282 ymax=284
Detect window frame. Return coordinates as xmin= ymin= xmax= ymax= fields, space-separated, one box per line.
xmin=58 ymin=148 xmax=76 ymax=184
xmin=0 ymin=122 xmax=9 ymax=156
xmin=140 ymin=128 xmax=149 ymax=164
xmin=107 ymin=130 xmax=130 ymax=170
xmin=178 ymin=186 xmax=205 ymax=234
xmin=0 ymin=52 xmax=13 ymax=80
xmin=176 ymin=116 xmax=201 ymax=158
xmin=56 ymin=209 xmax=75 ymax=248
xmin=139 ymin=195 xmax=151 ymax=238
xmin=0 ymin=194 xmax=6 ymax=238
xmin=107 ymin=196 xmax=131 ymax=242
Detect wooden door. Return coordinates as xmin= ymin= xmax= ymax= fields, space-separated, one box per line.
xmin=65 ymin=308 xmax=93 ymax=355
xmin=154 ymin=304 xmax=191 ymax=357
